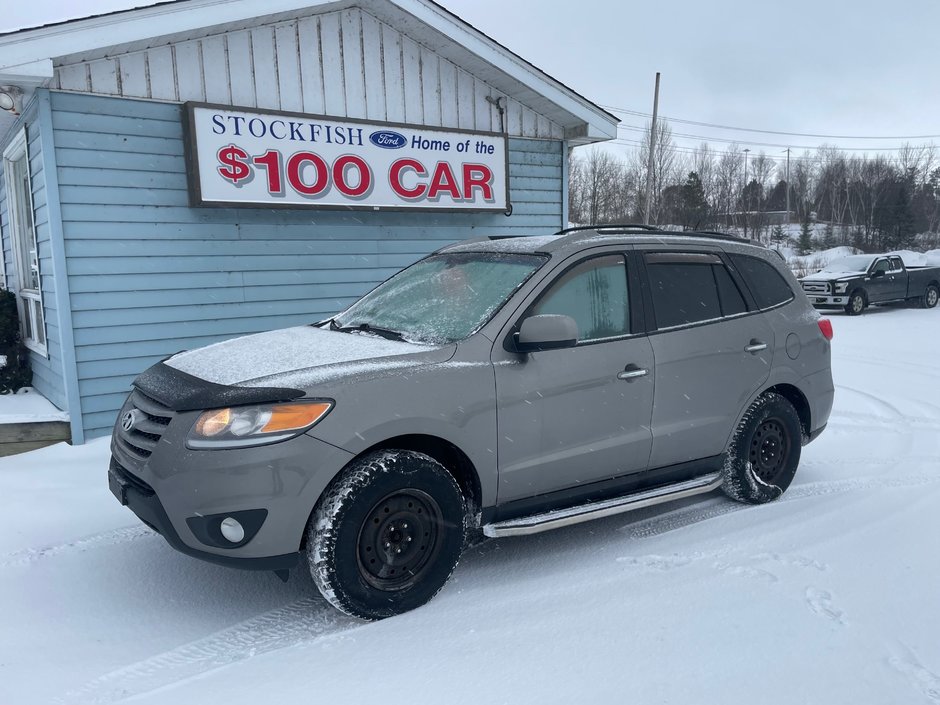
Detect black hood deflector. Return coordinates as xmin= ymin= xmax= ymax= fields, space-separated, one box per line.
xmin=133 ymin=361 xmax=305 ymax=412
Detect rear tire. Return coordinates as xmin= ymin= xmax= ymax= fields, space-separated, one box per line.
xmin=307 ymin=450 xmax=466 ymax=620
xmin=844 ymin=290 xmax=866 ymax=316
xmin=921 ymin=284 xmax=939 ymax=309
xmin=721 ymin=392 xmax=802 ymax=505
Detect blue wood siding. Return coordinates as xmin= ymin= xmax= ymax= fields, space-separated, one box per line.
xmin=50 ymin=92 xmax=565 ymax=438
xmin=0 ymin=104 xmax=68 ymax=411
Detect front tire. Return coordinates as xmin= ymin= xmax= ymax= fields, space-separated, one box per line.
xmin=921 ymin=284 xmax=939 ymax=309
xmin=721 ymin=392 xmax=802 ymax=504
xmin=307 ymin=450 xmax=466 ymax=620
xmin=844 ymin=290 xmax=866 ymax=315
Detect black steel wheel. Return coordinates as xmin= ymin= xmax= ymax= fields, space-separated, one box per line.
xmin=721 ymin=392 xmax=802 ymax=504
xmin=307 ymin=450 xmax=466 ymax=620
xmin=356 ymin=489 xmax=443 ymax=592
xmin=845 ymin=291 xmax=866 ymax=316
xmin=748 ymin=419 xmax=792 ymax=484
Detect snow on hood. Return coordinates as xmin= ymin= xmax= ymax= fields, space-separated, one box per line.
xmin=802 ymin=271 xmax=863 ymax=281
xmin=165 ymin=326 xmax=435 ymax=387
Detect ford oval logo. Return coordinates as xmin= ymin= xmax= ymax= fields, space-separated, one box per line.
xmin=370 ymin=130 xmax=407 ymax=149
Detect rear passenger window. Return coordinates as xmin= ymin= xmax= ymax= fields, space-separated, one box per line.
xmin=728 ymin=254 xmax=794 ymax=309
xmin=532 ymin=255 xmax=630 ymax=341
xmin=646 ymin=260 xmax=722 ymax=328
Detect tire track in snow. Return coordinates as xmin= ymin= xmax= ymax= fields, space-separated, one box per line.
xmin=56 ymin=598 xmax=360 ymax=705
xmin=623 ymin=473 xmax=940 ymax=540
xmin=0 ymin=526 xmax=154 ymax=569
xmin=888 ymin=644 xmax=940 ymax=703
xmin=834 ymin=384 xmax=909 ymax=420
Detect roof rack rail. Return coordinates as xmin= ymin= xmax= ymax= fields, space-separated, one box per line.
xmin=554 ymin=223 xmax=661 ymax=236
xmin=686 ymin=230 xmax=766 ymax=246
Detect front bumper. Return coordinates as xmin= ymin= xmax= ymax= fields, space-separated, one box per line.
xmin=110 ymin=416 xmax=355 ymax=565
xmin=807 ymin=294 xmax=847 ymax=307
xmin=109 ymin=459 xmax=300 ymax=571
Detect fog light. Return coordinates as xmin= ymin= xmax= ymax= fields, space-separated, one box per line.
xmin=220 ymin=517 xmax=245 ymax=543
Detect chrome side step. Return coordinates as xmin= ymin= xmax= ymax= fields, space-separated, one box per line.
xmin=482 ymin=472 xmax=724 ymax=538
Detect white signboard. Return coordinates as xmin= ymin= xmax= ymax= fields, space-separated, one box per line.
xmin=184 ymin=103 xmax=509 ymax=212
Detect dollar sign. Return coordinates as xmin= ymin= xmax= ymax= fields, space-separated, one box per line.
xmin=217 ymin=145 xmax=251 ymax=185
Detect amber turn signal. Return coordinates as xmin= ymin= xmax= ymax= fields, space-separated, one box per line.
xmin=261 ymin=402 xmax=333 ymax=433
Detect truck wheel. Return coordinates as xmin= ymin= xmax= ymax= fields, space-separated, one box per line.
xmin=721 ymin=392 xmax=802 ymax=505
xmin=307 ymin=450 xmax=466 ymax=620
xmin=844 ymin=291 xmax=866 ymax=315
xmin=921 ymin=284 xmax=939 ymax=309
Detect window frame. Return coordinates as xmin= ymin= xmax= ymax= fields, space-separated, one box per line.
xmin=2 ymin=128 xmax=47 ymax=356
xmin=506 ymin=249 xmax=644 ymax=351
xmin=638 ymin=249 xmax=757 ymax=334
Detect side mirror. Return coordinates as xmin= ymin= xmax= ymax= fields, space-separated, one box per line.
xmin=516 ymin=314 xmax=578 ymax=352
xmin=871 ymin=269 xmax=885 ymax=278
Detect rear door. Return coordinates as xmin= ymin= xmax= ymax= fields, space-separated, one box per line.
xmin=493 ymin=250 xmax=655 ymax=503
xmin=640 ymin=249 xmax=775 ymax=469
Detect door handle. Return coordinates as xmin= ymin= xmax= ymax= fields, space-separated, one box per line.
xmin=744 ymin=341 xmax=768 ymax=354
xmin=617 ymin=366 xmax=649 ymax=381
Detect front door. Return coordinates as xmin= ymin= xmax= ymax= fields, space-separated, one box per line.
xmin=493 ymin=253 xmax=654 ymax=504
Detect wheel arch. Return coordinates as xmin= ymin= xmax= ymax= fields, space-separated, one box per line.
xmin=358 ymin=435 xmax=483 ymax=517
xmin=763 ymin=383 xmax=812 ymax=440
xmin=300 ymin=434 xmax=483 ymax=552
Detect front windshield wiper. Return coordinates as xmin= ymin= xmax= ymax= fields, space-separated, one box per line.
xmin=335 ymin=322 xmax=406 ymax=342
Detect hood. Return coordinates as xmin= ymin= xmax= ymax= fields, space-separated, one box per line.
xmin=165 ymin=325 xmax=449 ymax=388
xmin=801 ymin=270 xmax=863 ymax=282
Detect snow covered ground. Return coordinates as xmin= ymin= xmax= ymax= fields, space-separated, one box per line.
xmin=2 ymin=306 xmax=939 ymax=705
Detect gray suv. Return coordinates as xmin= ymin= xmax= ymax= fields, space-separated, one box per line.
xmin=109 ymin=225 xmax=834 ymax=619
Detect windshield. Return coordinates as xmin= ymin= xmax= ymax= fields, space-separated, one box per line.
xmin=822 ymin=256 xmax=874 ymax=273
xmin=334 ymin=252 xmax=546 ymax=344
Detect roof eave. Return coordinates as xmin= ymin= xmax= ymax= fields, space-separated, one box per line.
xmin=0 ymin=0 xmax=618 ymax=144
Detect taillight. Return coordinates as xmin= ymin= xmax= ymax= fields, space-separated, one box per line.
xmin=818 ymin=319 xmax=833 ymax=341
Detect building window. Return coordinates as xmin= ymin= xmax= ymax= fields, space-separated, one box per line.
xmin=3 ymin=129 xmax=46 ymax=355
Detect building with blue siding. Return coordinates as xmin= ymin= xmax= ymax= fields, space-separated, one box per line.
xmin=0 ymin=0 xmax=617 ymax=443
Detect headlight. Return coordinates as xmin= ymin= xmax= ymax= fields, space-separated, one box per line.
xmin=187 ymin=400 xmax=333 ymax=449
xmin=834 ymin=282 xmax=849 ymax=294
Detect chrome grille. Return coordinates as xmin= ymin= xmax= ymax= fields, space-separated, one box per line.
xmin=801 ymin=281 xmax=830 ymax=294
xmin=115 ymin=389 xmax=175 ymax=462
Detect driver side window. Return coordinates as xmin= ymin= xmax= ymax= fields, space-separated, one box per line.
xmin=531 ymin=255 xmax=630 ymax=342
xmin=872 ymin=259 xmax=889 ymax=274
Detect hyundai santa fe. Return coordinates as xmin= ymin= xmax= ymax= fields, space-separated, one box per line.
xmin=109 ymin=225 xmax=834 ymax=619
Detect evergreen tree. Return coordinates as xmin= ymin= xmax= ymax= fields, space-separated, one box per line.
xmin=771 ymin=224 xmax=786 ymax=248
xmin=0 ymin=290 xmax=32 ymax=394
xmin=797 ymin=218 xmax=814 ymax=256
xmin=680 ymin=171 xmax=709 ymax=229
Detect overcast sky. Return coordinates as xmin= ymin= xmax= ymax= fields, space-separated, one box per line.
xmin=3 ymin=0 xmax=939 ymax=162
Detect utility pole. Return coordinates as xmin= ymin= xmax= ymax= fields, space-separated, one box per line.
xmin=743 ymin=148 xmax=750 ymax=238
xmin=643 ymin=72 xmax=661 ymax=225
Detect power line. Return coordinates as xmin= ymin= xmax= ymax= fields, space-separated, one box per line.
xmin=601 ymin=104 xmax=940 ymax=141
xmin=616 ymin=123 xmax=928 ymax=152
xmin=607 ymin=137 xmax=905 ymax=164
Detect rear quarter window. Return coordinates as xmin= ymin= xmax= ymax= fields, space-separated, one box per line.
xmin=729 ymin=254 xmax=795 ymax=309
